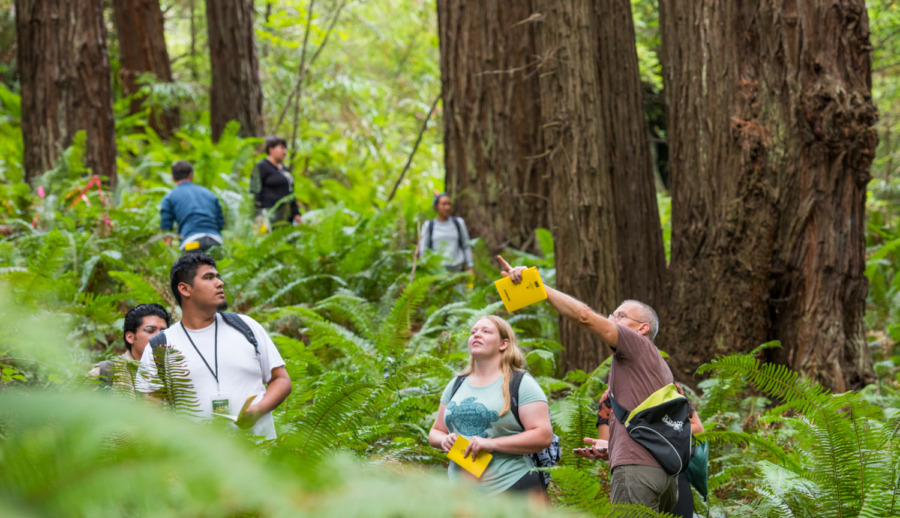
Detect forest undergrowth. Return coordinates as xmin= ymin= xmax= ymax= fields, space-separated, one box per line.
xmin=0 ymin=116 xmax=898 ymax=518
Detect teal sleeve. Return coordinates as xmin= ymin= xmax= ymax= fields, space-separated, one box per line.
xmin=439 ymin=377 xmax=458 ymax=405
xmin=517 ymin=372 xmax=548 ymax=406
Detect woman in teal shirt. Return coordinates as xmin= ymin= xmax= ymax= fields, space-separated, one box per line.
xmin=428 ymin=315 xmax=552 ymax=496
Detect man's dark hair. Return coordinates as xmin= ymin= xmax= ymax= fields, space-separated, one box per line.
xmin=171 ymin=160 xmax=194 ymax=181
xmin=264 ymin=135 xmax=287 ymax=153
xmin=170 ymin=253 xmax=217 ymax=306
xmin=123 ymin=304 xmax=172 ymax=351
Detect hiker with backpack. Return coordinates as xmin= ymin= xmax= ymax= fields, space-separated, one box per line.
xmin=135 ymin=253 xmax=292 ymax=439
xmin=500 ymin=257 xmax=688 ymax=513
xmin=575 ymin=386 xmax=705 ymax=518
xmin=428 ymin=315 xmax=554 ymax=497
xmin=416 ymin=193 xmax=473 ymax=273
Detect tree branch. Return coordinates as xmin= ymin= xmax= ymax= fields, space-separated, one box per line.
xmin=386 ymin=93 xmax=441 ymax=203
xmin=288 ymin=0 xmax=349 ymax=166
xmin=273 ymin=0 xmax=316 ymax=133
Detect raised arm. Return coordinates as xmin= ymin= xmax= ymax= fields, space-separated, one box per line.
xmin=498 ymin=256 xmax=619 ymax=349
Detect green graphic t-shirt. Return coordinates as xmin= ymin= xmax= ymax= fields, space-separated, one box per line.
xmin=440 ymin=371 xmax=548 ymax=495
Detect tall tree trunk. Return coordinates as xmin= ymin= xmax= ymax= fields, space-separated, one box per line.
xmin=112 ymin=0 xmax=179 ymax=139
xmin=594 ymin=0 xmax=667 ymax=311
xmin=533 ymin=1 xmax=621 ymax=372
xmin=660 ymin=1 xmax=876 ymax=390
xmin=437 ymin=0 xmax=549 ymax=255
xmin=15 ymin=0 xmax=118 ymax=187
xmin=206 ymin=0 xmax=264 ymax=141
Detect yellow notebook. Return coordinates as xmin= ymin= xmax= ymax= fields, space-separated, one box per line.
xmin=447 ymin=436 xmax=493 ymax=478
xmin=494 ymin=266 xmax=548 ymax=312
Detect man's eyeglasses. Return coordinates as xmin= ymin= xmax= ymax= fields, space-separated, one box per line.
xmin=140 ymin=326 xmax=165 ymax=334
xmin=608 ymin=311 xmax=646 ymax=324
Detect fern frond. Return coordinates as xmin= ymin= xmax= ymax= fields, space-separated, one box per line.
xmin=550 ymin=465 xmax=609 ymax=515
xmin=699 ymin=354 xmax=830 ymax=416
xmin=261 ymin=273 xmax=349 ymax=308
xmin=290 ymin=372 xmax=376 ymax=458
xmin=696 ymin=430 xmax=801 ymax=472
xmin=106 ymin=356 xmax=139 ymax=397
xmin=313 ymin=288 xmax=378 ymax=342
xmin=150 ymin=346 xmax=200 ymax=416
xmin=376 ymin=274 xmax=442 ymax=358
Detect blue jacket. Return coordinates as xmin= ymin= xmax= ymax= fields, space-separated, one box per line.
xmin=160 ymin=182 xmax=224 ymax=240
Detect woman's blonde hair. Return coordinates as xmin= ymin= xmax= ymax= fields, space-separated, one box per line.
xmin=461 ymin=315 xmax=526 ymax=416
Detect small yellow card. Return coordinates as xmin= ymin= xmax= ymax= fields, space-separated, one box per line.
xmin=494 ymin=266 xmax=548 ymax=312
xmin=447 ymin=435 xmax=493 ymax=478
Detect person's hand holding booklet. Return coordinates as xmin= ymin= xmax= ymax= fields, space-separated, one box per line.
xmin=212 ymin=394 xmax=257 ymax=426
xmin=447 ymin=435 xmax=493 ymax=478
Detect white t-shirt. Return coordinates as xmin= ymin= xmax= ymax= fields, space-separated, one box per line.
xmin=136 ymin=313 xmax=286 ymax=439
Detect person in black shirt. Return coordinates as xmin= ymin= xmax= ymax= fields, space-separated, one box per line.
xmin=250 ymin=135 xmax=302 ymax=228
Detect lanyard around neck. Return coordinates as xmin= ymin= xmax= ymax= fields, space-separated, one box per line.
xmin=181 ymin=317 xmax=218 ymax=385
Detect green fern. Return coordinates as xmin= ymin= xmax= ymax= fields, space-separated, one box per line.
xmin=700 ymin=350 xmax=900 ymax=517
xmin=288 ymin=372 xmax=376 ymax=458
xmin=149 ymin=346 xmax=200 ymax=416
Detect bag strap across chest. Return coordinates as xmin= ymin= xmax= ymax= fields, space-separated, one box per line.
xmin=148 ymin=312 xmax=259 ymax=356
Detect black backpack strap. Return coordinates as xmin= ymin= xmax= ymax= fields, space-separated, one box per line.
xmin=449 ymin=374 xmax=468 ymax=399
xmin=450 ymin=216 xmax=466 ymax=250
xmin=425 ymin=219 xmax=435 ymax=250
xmin=219 ymin=312 xmax=259 ymax=356
xmin=607 ymin=392 xmax=631 ymax=426
xmin=148 ymin=330 xmax=168 ymax=351
xmin=509 ymin=370 xmax=526 ymax=429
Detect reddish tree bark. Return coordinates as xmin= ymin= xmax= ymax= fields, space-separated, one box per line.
xmin=437 ymin=0 xmax=549 ymax=255
xmin=533 ymin=0 xmax=622 ymax=372
xmin=594 ymin=0 xmax=667 ymax=312
xmin=660 ymin=1 xmax=876 ymax=389
xmin=206 ymin=0 xmax=264 ymax=141
xmin=113 ymin=0 xmax=179 ymax=139
xmin=16 ymin=0 xmax=118 ymax=187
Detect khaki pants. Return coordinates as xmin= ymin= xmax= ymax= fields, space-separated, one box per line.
xmin=610 ymin=464 xmax=678 ymax=513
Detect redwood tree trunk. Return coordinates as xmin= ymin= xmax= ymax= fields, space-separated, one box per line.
xmin=533 ymin=0 xmax=621 ymax=372
xmin=206 ymin=0 xmax=264 ymax=141
xmin=594 ymin=0 xmax=667 ymax=311
xmin=660 ymin=1 xmax=876 ymax=389
xmin=437 ymin=0 xmax=548 ymax=255
xmin=15 ymin=0 xmax=118 ymax=187
xmin=113 ymin=0 xmax=179 ymax=139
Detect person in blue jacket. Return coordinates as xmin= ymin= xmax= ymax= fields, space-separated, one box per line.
xmin=160 ymin=160 xmax=225 ymax=253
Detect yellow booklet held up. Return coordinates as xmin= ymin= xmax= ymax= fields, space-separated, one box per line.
xmin=494 ymin=266 xmax=548 ymax=312
xmin=447 ymin=435 xmax=493 ymax=478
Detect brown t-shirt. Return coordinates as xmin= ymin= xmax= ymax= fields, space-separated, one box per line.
xmin=607 ymin=324 xmax=674 ymax=469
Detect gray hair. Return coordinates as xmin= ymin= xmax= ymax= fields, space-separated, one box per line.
xmin=623 ymin=299 xmax=659 ymax=340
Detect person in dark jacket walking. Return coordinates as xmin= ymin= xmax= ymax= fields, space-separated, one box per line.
xmin=250 ymin=136 xmax=302 ymax=229
xmin=160 ymin=161 xmax=225 ymax=252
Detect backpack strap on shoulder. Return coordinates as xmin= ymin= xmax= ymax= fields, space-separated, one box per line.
xmin=607 ymin=392 xmax=631 ymax=426
xmin=509 ymin=370 xmax=526 ymax=429
xmin=449 ymin=374 xmax=469 ymax=400
xmin=148 ymin=330 xmax=168 ymax=351
xmin=450 ymin=216 xmax=466 ymax=250
xmin=425 ymin=219 xmax=436 ymax=250
xmin=219 ymin=312 xmax=259 ymax=356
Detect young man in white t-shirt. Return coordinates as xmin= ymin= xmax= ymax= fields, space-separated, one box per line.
xmin=137 ymin=253 xmax=292 ymax=439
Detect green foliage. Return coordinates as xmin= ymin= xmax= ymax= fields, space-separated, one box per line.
xmin=3 ymin=2 xmax=900 ymax=517
xmin=697 ymin=349 xmax=900 ymax=517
